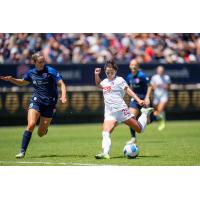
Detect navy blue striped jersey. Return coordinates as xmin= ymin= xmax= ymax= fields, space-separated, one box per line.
xmin=126 ymin=70 xmax=149 ymax=99
xmin=23 ymin=65 xmax=62 ymax=106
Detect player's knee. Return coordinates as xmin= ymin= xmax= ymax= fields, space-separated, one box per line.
xmin=27 ymin=122 xmax=36 ymax=132
xmin=137 ymin=128 xmax=142 ymax=133
xmin=134 ymin=126 xmax=141 ymax=133
xmin=135 ymin=123 xmax=142 ymax=133
xmin=37 ymin=129 xmax=46 ymax=137
xmin=37 ymin=131 xmax=45 ymax=137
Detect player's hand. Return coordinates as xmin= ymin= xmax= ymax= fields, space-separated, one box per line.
xmin=60 ymin=96 xmax=67 ymax=104
xmin=0 ymin=76 xmax=13 ymax=81
xmin=95 ymin=68 xmax=101 ymax=75
xmin=137 ymin=99 xmax=144 ymax=106
xmin=144 ymin=97 xmax=150 ymax=107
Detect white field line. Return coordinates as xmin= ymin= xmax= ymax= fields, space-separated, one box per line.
xmin=0 ymin=160 xmax=119 ymax=166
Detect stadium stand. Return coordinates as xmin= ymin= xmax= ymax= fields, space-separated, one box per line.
xmin=1 ymin=33 xmax=200 ymax=64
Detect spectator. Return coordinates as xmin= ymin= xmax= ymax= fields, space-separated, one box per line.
xmin=0 ymin=33 xmax=200 ymax=64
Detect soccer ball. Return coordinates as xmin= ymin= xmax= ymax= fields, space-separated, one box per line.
xmin=123 ymin=143 xmax=139 ymax=158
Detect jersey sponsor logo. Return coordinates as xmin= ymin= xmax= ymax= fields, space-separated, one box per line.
xmin=42 ymin=73 xmax=48 ymax=78
xmin=102 ymin=86 xmax=112 ymax=94
xmin=102 ymin=86 xmax=111 ymax=91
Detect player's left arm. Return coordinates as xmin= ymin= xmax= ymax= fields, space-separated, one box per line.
xmin=50 ymin=67 xmax=67 ymax=104
xmin=57 ymin=79 xmax=67 ymax=104
xmin=163 ymin=75 xmax=171 ymax=90
xmin=144 ymin=85 xmax=152 ymax=107
xmin=142 ymin=75 xmax=152 ymax=107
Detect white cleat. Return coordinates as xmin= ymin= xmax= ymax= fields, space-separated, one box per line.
xmin=16 ymin=152 xmax=25 ymax=159
xmin=141 ymin=107 xmax=154 ymax=116
xmin=95 ymin=153 xmax=110 ymax=159
xmin=158 ymin=121 xmax=166 ymax=131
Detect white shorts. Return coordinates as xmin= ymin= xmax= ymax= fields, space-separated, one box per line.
xmin=153 ymin=95 xmax=168 ymax=105
xmin=104 ymin=108 xmax=133 ymax=123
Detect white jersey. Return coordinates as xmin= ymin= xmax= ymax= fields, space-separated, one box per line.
xmin=100 ymin=76 xmax=128 ymax=114
xmin=150 ymin=74 xmax=171 ymax=97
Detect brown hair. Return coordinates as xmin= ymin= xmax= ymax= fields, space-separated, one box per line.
xmin=31 ymin=52 xmax=43 ymax=64
xmin=104 ymin=60 xmax=118 ymax=71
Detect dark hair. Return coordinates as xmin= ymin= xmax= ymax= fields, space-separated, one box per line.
xmin=104 ymin=60 xmax=118 ymax=71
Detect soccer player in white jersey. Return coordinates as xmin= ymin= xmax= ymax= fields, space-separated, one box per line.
xmin=94 ymin=60 xmax=154 ymax=159
xmin=150 ymin=65 xmax=171 ymax=131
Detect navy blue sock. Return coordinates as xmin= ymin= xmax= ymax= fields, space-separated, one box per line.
xmin=21 ymin=130 xmax=32 ymax=153
xmin=130 ymin=128 xmax=136 ymax=138
xmin=149 ymin=113 xmax=157 ymax=124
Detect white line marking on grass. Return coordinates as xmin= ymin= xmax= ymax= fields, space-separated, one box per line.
xmin=0 ymin=161 xmax=118 ymax=166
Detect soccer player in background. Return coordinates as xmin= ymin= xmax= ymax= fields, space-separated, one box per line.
xmin=0 ymin=52 xmax=67 ymax=158
xmin=150 ymin=65 xmax=171 ymax=131
xmin=94 ymin=60 xmax=154 ymax=159
xmin=126 ymin=59 xmax=153 ymax=144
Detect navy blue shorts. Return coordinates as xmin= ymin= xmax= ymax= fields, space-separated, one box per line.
xmin=28 ymin=101 xmax=56 ymax=118
xmin=129 ymin=100 xmax=143 ymax=110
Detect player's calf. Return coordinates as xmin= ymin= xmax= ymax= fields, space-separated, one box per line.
xmin=124 ymin=117 xmax=142 ymax=133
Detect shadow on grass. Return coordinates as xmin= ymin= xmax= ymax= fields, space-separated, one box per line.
xmin=112 ymin=155 xmax=161 ymax=159
xmin=138 ymin=155 xmax=161 ymax=158
xmin=141 ymin=141 xmax=165 ymax=143
xmin=30 ymin=154 xmax=88 ymax=158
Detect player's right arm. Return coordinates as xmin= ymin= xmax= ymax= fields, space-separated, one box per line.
xmin=94 ymin=68 xmax=102 ymax=86
xmin=0 ymin=76 xmax=30 ymax=86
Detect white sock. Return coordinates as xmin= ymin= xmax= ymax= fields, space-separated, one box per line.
xmin=138 ymin=113 xmax=148 ymax=132
xmin=102 ymin=131 xmax=111 ymax=155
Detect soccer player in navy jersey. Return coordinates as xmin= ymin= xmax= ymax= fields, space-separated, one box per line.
xmin=0 ymin=52 xmax=67 ymax=158
xmin=126 ymin=59 xmax=153 ymax=144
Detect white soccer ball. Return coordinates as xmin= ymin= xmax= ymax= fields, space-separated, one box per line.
xmin=123 ymin=143 xmax=139 ymax=158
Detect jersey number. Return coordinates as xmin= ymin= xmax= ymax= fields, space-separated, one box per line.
xmin=122 ymin=108 xmax=130 ymax=116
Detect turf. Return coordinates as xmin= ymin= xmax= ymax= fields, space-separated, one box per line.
xmin=0 ymin=121 xmax=200 ymax=166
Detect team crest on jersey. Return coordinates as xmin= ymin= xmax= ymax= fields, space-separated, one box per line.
xmin=135 ymin=78 xmax=140 ymax=83
xmin=42 ymin=73 xmax=48 ymax=78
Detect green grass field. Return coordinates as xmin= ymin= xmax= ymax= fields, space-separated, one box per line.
xmin=0 ymin=121 xmax=200 ymax=166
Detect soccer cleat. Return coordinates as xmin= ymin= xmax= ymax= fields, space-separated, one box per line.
xmin=16 ymin=152 xmax=25 ymax=159
xmin=126 ymin=137 xmax=137 ymax=145
xmin=141 ymin=107 xmax=154 ymax=116
xmin=158 ymin=120 xmax=166 ymax=131
xmin=95 ymin=153 xmax=110 ymax=159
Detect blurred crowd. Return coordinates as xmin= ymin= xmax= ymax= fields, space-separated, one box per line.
xmin=1 ymin=33 xmax=200 ymax=64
